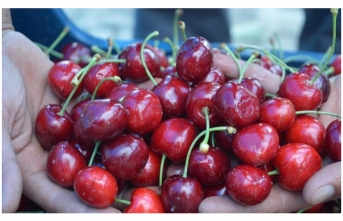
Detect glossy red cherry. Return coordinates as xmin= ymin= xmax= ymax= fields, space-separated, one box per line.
xmin=101 ymin=134 xmax=149 ymax=180
xmin=329 ymin=55 xmax=341 ymax=77
xmin=225 ymin=164 xmax=273 ymax=205
xmin=61 ymin=42 xmax=92 ymax=68
xmin=152 ymin=75 xmax=191 ymax=119
xmin=118 ymin=42 xmax=160 ymax=83
xmin=203 ymin=182 xmax=228 ymax=198
xmin=158 ymin=66 xmax=178 ymax=78
xmin=76 ymin=99 xmax=127 ymax=141
xmin=277 ymin=72 xmax=323 ymax=111
xmin=230 ymin=77 xmax=266 ymax=105
xmin=213 ymin=81 xmax=260 ymax=129
xmin=35 ymin=104 xmax=74 ymax=150
xmin=104 ymin=82 xmax=139 ymax=102
xmin=46 ymin=141 xmax=86 ymax=188
xmin=213 ymin=125 xmax=234 ymax=153
xmin=185 ymin=81 xmax=221 ymax=129
xmin=188 ymin=146 xmax=231 ymax=186
xmin=176 ymin=36 xmax=213 ymax=84
xmin=150 ymin=118 xmax=197 ymax=163
xmin=272 ymin=143 xmax=322 ymax=191
xmin=122 ymin=88 xmax=163 ymax=134
xmin=232 ymin=123 xmax=279 ymax=166
xmin=198 ymin=66 xmax=226 ymax=85
xmin=123 ymin=188 xmax=165 ymax=213
xmin=70 ymin=97 xmax=92 ymax=122
xmin=69 ymin=139 xmax=93 ymax=162
xmin=73 ymin=166 xmax=118 ymax=208
xmin=48 ymin=60 xmax=84 ymax=100
xmin=83 ymin=62 xmax=120 ymax=98
xmin=324 ymin=119 xmax=341 ymax=162
xmin=258 ymin=97 xmax=296 ymax=132
xmin=285 ymin=115 xmax=325 ymax=156
xmin=259 ymin=55 xmax=282 ymax=76
xmin=160 ymin=175 xmax=204 ymax=213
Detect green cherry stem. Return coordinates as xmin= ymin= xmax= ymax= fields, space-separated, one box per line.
xmin=112 ymin=39 xmax=122 ymax=55
xmin=295 ymin=110 xmax=341 ymax=118
xmin=91 ymin=76 xmax=122 ymax=101
xmin=265 ymin=92 xmax=278 ymax=98
xmin=239 ymin=52 xmax=260 ymax=83
xmin=199 ymin=107 xmax=210 ymax=153
xmin=178 ymin=21 xmax=187 ymax=41
xmin=45 ymin=26 xmax=69 ymax=56
xmin=141 ymin=31 xmax=159 ymax=86
xmin=221 ymin=43 xmax=243 ymax=80
xmin=115 ymin=198 xmax=131 ymax=206
xmin=159 ymin=154 xmax=167 ymax=187
xmin=34 ymin=42 xmax=64 ymax=59
xmin=88 ymin=141 xmax=101 ymax=167
xmin=182 ymin=126 xmax=236 ymax=178
xmin=163 ymin=37 xmax=177 ymax=66
xmin=106 ymin=38 xmax=113 ymax=58
xmin=268 ymin=169 xmax=279 ymax=176
xmin=58 ymin=54 xmax=101 ymax=116
xmin=173 ymin=9 xmax=183 ymax=50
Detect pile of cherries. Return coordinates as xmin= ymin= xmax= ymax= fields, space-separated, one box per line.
xmin=30 ymin=10 xmax=341 ymax=214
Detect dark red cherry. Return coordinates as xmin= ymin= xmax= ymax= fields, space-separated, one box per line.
xmin=329 ymin=55 xmax=341 ymax=77
xmin=188 ymin=146 xmax=231 ymax=186
xmin=104 ymin=82 xmax=139 ymax=102
xmin=230 ymin=77 xmax=266 ymax=105
xmin=73 ymin=166 xmax=118 ymax=208
xmin=46 ymin=141 xmax=86 ymax=188
xmin=69 ymin=139 xmax=93 ymax=162
xmin=61 ymin=42 xmax=92 ymax=68
xmin=101 ymin=134 xmax=149 ymax=180
xmin=118 ymin=42 xmax=160 ymax=83
xmin=259 ymin=55 xmax=282 ymax=76
xmin=277 ymin=72 xmax=323 ymax=111
xmin=48 ymin=60 xmax=84 ymax=100
xmin=35 ymin=104 xmax=74 ymax=150
xmin=76 ymin=99 xmax=127 ymax=141
xmin=213 ymin=125 xmax=234 ymax=153
xmin=324 ymin=119 xmax=341 ymax=162
xmin=198 ymin=66 xmax=226 ymax=85
xmin=158 ymin=66 xmax=178 ymax=78
xmin=272 ymin=143 xmax=322 ymax=191
xmin=176 ymin=36 xmax=213 ymax=84
xmin=213 ymin=81 xmax=260 ymax=129
xmin=70 ymin=97 xmax=92 ymax=122
xmin=225 ymin=164 xmax=273 ymax=205
xmin=185 ymin=81 xmax=221 ymax=129
xmin=203 ymin=182 xmax=228 ymax=198
xmin=160 ymin=175 xmax=204 ymax=213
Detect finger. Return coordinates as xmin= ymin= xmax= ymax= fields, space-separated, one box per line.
xmin=302 ymin=161 xmax=341 ymax=206
xmin=213 ymin=53 xmax=281 ymax=94
xmin=198 ymin=184 xmax=310 ymax=213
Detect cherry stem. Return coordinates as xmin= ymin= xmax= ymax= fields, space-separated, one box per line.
xmin=319 ymin=46 xmax=331 ymax=67
xmin=45 ymin=26 xmax=69 ymax=56
xmin=282 ymin=55 xmax=319 ymax=65
xmin=265 ymin=92 xmax=278 ymax=98
xmin=221 ymin=43 xmax=243 ymax=80
xmin=91 ymin=45 xmax=107 ymax=57
xmin=178 ymin=21 xmax=187 ymax=41
xmin=199 ymin=107 xmax=210 ymax=153
xmin=159 ymin=154 xmax=167 ymax=187
xmin=106 ymin=38 xmax=113 ymax=58
xmin=182 ymin=126 xmax=236 ymax=178
xmin=163 ymin=37 xmax=177 ymax=66
xmin=173 ymin=9 xmax=183 ymax=50
xmin=141 ymin=31 xmax=159 ymax=86
xmin=34 ymin=42 xmax=64 ymax=59
xmin=267 ymin=169 xmax=279 ymax=176
xmin=239 ymin=52 xmax=260 ymax=83
xmin=310 ymin=8 xmax=338 ymax=84
xmin=295 ymin=110 xmax=341 ymax=118
xmin=88 ymin=141 xmax=101 ymax=167
xmin=58 ymin=54 xmax=101 ymax=116
xmin=115 ymin=198 xmax=131 ymax=206
xmin=91 ymin=76 xmax=122 ymax=101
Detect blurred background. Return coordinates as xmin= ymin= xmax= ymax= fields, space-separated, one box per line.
xmin=62 ymin=8 xmax=305 ymax=52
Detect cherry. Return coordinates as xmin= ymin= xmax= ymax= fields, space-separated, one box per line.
xmin=73 ymin=166 xmax=118 ymax=208
xmin=83 ymin=62 xmax=121 ymax=98
xmin=230 ymin=77 xmax=266 ymax=105
xmin=158 ymin=66 xmax=178 ymax=78
xmin=61 ymin=42 xmax=92 ymax=68
xmin=130 ymin=148 xmax=164 ymax=187
xmin=272 ymin=143 xmax=322 ymax=191
xmin=123 ymin=187 xmax=165 ymax=213
xmin=298 ymin=63 xmax=331 ymax=103
xmin=259 ymin=55 xmax=282 ymax=76
xmin=152 ymin=75 xmax=192 ymax=119
xmin=70 ymin=97 xmax=92 ymax=122
xmin=35 ymin=104 xmax=74 ymax=150
xmin=118 ymin=42 xmax=160 ymax=83
xmin=213 ymin=125 xmax=234 ymax=153
xmin=328 ymin=55 xmax=341 ymax=77
xmin=185 ymin=82 xmax=221 ymax=130
xmin=203 ymin=182 xmax=228 ymax=198
xmin=150 ymin=118 xmax=197 ymax=163
xmin=121 ymin=88 xmax=163 ymax=134
xmin=324 ymin=119 xmax=341 ymax=162
xmin=213 ymin=81 xmax=260 ymax=129
xmin=104 ymin=82 xmax=139 ymax=102
xmin=225 ymin=164 xmax=273 ymax=205
xmin=160 ymin=175 xmax=204 ymax=213
xmin=69 ymin=139 xmax=93 ymax=162
xmin=75 ymin=98 xmax=127 ymax=142
xmin=48 ymin=60 xmax=84 ymax=100
xmin=73 ymin=120 xmax=95 ymax=149
xmin=101 ymin=134 xmax=149 ymax=180
xmin=188 ymin=146 xmax=231 ymax=186
xmin=46 ymin=141 xmax=86 ymax=188
xmin=277 ymin=72 xmax=323 ymax=111
xmin=176 ymin=36 xmax=213 ymax=84
xmin=198 ymin=66 xmax=226 ymax=85
xmin=258 ymin=97 xmax=296 ymax=132
xmin=232 ymin=123 xmax=279 ymax=166
xmin=284 ymin=115 xmax=326 ymax=156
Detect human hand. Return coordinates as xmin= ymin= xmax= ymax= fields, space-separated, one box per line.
xmin=197 ymin=53 xmax=341 ymax=213
xmin=2 ymin=9 xmax=121 ymax=213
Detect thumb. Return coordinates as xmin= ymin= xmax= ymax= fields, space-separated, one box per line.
xmin=302 ymin=161 xmax=341 ymax=206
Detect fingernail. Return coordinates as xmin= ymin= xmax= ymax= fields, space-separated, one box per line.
xmin=311 ymin=185 xmax=335 ymax=205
